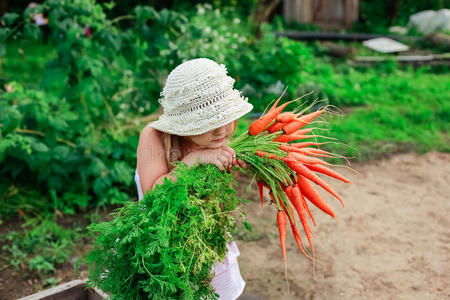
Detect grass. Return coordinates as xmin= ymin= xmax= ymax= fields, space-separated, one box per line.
xmin=0 ymin=216 xmax=85 ymax=279
xmin=237 ymin=63 xmax=449 ymax=162
xmin=322 ymin=68 xmax=450 ymax=161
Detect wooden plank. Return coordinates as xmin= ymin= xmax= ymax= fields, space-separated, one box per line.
xmin=344 ymin=0 xmax=359 ymax=26
xmin=314 ymin=0 xmax=344 ymax=22
xmin=355 ymin=54 xmax=450 ymax=62
xmin=276 ymin=30 xmax=421 ymax=42
xmin=294 ymin=0 xmax=303 ymax=23
xmin=303 ymin=0 xmax=314 ymax=23
xmin=283 ymin=0 xmax=294 ymax=22
xmin=88 ymin=287 xmax=109 ymax=300
xmin=284 ymin=0 xmax=313 ymax=23
xmin=353 ymin=54 xmax=450 ymax=66
xmin=17 ymin=279 xmax=108 ymax=300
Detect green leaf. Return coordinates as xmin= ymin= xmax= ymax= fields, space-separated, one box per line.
xmin=47 ymin=175 xmax=63 ymax=191
xmin=88 ymin=157 xmax=107 ymax=177
xmin=134 ymin=6 xmax=157 ymax=24
xmin=0 ymin=105 xmax=22 ymax=132
xmin=110 ymin=161 xmax=132 ymax=185
xmin=32 ymin=141 xmax=49 ymax=152
xmin=0 ymin=44 xmax=5 ymax=57
xmin=244 ymin=220 xmax=252 ymax=232
xmin=24 ymin=23 xmax=41 ymax=40
xmin=48 ymin=116 xmax=68 ymax=131
xmin=103 ymin=2 xmax=116 ymax=10
xmin=93 ymin=176 xmax=111 ymax=195
xmin=40 ymin=67 xmax=68 ymax=92
xmin=52 ymin=145 xmax=71 ymax=161
xmin=2 ymin=13 xmax=19 ymax=26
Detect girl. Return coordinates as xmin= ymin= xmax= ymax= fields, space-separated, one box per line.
xmin=135 ymin=58 xmax=253 ymax=299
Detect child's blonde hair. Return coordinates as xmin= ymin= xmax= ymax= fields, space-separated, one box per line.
xmin=160 ymin=133 xmax=189 ymax=170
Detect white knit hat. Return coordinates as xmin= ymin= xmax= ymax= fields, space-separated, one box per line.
xmin=150 ymin=58 xmax=253 ymax=136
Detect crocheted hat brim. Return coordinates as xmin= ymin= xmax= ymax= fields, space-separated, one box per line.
xmin=150 ymin=98 xmax=253 ymax=136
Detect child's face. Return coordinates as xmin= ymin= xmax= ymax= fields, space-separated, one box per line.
xmin=186 ymin=120 xmax=237 ymax=149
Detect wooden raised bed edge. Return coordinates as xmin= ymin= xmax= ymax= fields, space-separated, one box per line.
xmin=17 ymin=279 xmax=108 ymax=300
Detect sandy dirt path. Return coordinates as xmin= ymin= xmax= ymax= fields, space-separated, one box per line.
xmin=237 ymin=152 xmax=450 ymax=300
xmin=1 ymin=152 xmax=448 ymax=299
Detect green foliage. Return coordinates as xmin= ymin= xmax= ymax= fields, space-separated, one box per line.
xmin=85 ymin=163 xmax=245 ymax=299
xmin=0 ymin=218 xmax=82 ymax=278
xmin=0 ymin=0 xmax=150 ymax=214
xmin=0 ymin=81 xmax=135 ymax=214
xmin=356 ymin=0 xmax=448 ymax=33
xmin=0 ymin=1 xmax=316 ymax=215
xmin=0 ymin=0 xmax=448 ymax=218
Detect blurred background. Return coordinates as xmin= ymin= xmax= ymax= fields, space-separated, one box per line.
xmin=0 ymin=1 xmax=449 ymax=299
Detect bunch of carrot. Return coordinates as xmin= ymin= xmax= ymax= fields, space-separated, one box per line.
xmin=229 ymin=92 xmax=351 ymax=263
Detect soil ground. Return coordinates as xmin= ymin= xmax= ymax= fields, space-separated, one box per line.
xmin=1 ymin=152 xmax=449 ymax=299
xmin=238 ymin=151 xmax=450 ymax=300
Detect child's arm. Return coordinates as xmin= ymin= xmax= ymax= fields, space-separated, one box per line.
xmin=136 ymin=125 xmax=172 ymax=194
xmin=137 ymin=126 xmax=242 ymax=193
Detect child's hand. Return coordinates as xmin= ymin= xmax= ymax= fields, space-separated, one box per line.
xmin=227 ymin=158 xmax=247 ymax=177
xmin=183 ymin=146 xmax=236 ymax=171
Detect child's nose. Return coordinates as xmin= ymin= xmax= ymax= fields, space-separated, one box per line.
xmin=214 ymin=126 xmax=226 ymax=136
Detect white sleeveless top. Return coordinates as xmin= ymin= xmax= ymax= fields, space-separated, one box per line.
xmin=135 ymin=170 xmax=245 ymax=299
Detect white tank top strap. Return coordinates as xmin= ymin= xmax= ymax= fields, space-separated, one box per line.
xmin=135 ymin=169 xmax=144 ymax=201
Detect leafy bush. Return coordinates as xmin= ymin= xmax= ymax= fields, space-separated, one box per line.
xmin=0 ymin=2 xmax=318 ymax=215
xmin=85 ymin=163 xmax=245 ymax=299
xmin=1 ymin=0 xmax=153 ymax=214
xmin=0 ymin=82 xmax=136 ymax=213
xmin=1 ymin=218 xmax=82 ymax=278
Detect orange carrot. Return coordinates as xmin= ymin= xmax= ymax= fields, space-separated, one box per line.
xmin=290 ymin=221 xmax=313 ymax=259
xmin=285 ymin=159 xmax=344 ymax=207
xmin=297 ymin=148 xmax=335 ymax=158
xmin=277 ymin=195 xmax=312 ymax=259
xmin=289 ymin=185 xmax=314 ymax=253
xmin=280 ymin=146 xmax=330 ymax=157
xmin=284 ymin=153 xmax=329 ymax=165
xmin=292 ymin=128 xmax=317 ymax=136
xmin=256 ymin=150 xmax=284 ymax=160
xmin=282 ymin=110 xmax=325 ymax=135
xmin=297 ymin=174 xmax=336 ymax=218
xmin=285 ymin=184 xmax=293 ymax=196
xmin=279 ymin=144 xmax=295 ymax=152
xmin=305 ymin=164 xmax=351 ymax=183
xmin=269 ymin=88 xmax=288 ymax=111
xmin=268 ymin=121 xmax=291 ymax=133
xmin=257 ymin=181 xmax=265 ymax=208
xmin=273 ymin=129 xmax=315 ymax=143
xmin=298 ymin=186 xmax=316 ymax=226
xmin=277 ymin=187 xmax=295 ymax=225
xmin=249 ymin=100 xmax=295 ymax=136
xmin=305 ymin=148 xmax=333 ymax=155
xmin=275 ymin=134 xmax=319 ymax=143
xmin=290 ymin=142 xmax=326 ymax=148
xmin=302 ymin=148 xmax=337 ymax=158
xmin=277 ymin=210 xmax=287 ymax=265
xmin=277 ymin=112 xmax=295 ymax=122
